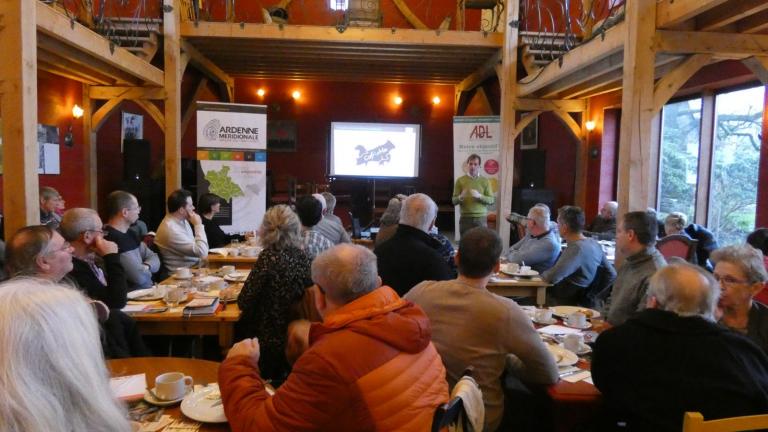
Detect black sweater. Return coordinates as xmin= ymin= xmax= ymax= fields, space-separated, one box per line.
xmin=67 ymin=254 xmax=129 ymax=309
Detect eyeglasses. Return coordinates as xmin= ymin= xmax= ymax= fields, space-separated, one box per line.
xmin=46 ymin=241 xmax=72 ymax=254
xmin=86 ymin=229 xmax=104 ymax=236
xmin=713 ymin=274 xmax=750 ymax=287
xmin=128 ymin=205 xmax=141 ymax=212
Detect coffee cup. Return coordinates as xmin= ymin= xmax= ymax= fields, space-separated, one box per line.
xmin=520 ymin=265 xmax=532 ymax=274
xmin=221 ymin=265 xmax=236 ymax=275
xmin=154 ymin=372 xmax=193 ymax=401
xmin=228 ymin=247 xmax=241 ymax=257
xmin=564 ymin=333 xmax=585 ymax=352
xmin=175 ymin=267 xmax=192 ymax=278
xmin=243 ymin=247 xmax=258 ymax=257
xmin=505 ymin=262 xmax=520 ymax=274
xmin=164 ymin=287 xmax=186 ymax=307
xmin=565 ymin=312 xmax=587 ymax=328
xmin=153 ymin=284 xmax=171 ymax=297
xmin=534 ymin=308 xmax=553 ymax=323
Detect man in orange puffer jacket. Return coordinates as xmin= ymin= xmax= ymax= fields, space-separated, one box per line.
xmin=219 ymin=243 xmax=449 ymax=431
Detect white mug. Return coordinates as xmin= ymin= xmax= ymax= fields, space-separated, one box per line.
xmin=175 ymin=267 xmax=192 ymax=278
xmin=221 ymin=265 xmax=236 ymax=275
xmin=566 ymin=312 xmax=587 ymax=328
xmin=155 ymin=372 xmax=193 ymax=401
xmin=243 ymin=247 xmax=258 ymax=257
xmin=228 ymin=248 xmax=241 ymax=257
xmin=534 ymin=308 xmax=553 ymax=323
xmin=520 ymin=265 xmax=532 ymax=274
xmin=564 ymin=333 xmax=585 ymax=352
xmin=505 ymin=263 xmax=520 ymax=274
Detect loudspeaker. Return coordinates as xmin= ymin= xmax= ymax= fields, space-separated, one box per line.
xmin=520 ymin=150 xmax=546 ymax=188
xmin=123 ymin=139 xmax=151 ymax=182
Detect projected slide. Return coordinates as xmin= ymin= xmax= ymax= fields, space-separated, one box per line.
xmin=330 ymin=122 xmax=420 ymax=178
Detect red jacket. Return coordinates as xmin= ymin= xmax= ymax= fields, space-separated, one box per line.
xmin=219 ymin=286 xmax=449 ymax=431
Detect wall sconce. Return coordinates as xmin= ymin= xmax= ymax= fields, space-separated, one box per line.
xmin=256 ymin=88 xmax=266 ymax=97
xmin=291 ymin=90 xmax=301 ymax=100
xmin=432 ymin=96 xmax=441 ymax=105
xmin=64 ymin=104 xmax=84 ymax=148
xmin=393 ymin=96 xmax=403 ymax=105
xmin=585 ymin=120 xmax=596 ymax=131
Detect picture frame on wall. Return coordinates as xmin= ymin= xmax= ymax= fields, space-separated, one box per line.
xmin=121 ymin=112 xmax=143 ymax=152
xmin=519 ymin=114 xmax=538 ymax=150
xmin=267 ymin=120 xmax=297 ymax=152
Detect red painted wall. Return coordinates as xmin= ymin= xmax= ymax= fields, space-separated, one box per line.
xmin=0 ymin=71 xmax=88 ymax=210
xmin=234 ymin=77 xmax=456 ymax=202
xmin=536 ymin=112 xmax=577 ymax=209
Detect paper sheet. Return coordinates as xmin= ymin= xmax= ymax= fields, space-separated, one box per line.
xmin=537 ymin=325 xmax=583 ymax=335
xmin=110 ymin=373 xmax=146 ymax=400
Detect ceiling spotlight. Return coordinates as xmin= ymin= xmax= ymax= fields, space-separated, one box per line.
xmin=393 ymin=96 xmax=403 ymax=105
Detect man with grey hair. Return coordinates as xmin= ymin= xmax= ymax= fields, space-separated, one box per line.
xmin=374 ymin=193 xmax=452 ymax=296
xmin=585 ymin=201 xmax=618 ymax=240
xmin=321 ymin=192 xmax=343 ymax=226
xmin=312 ymin=193 xmax=350 ymax=245
xmin=60 ymin=208 xmax=128 ymax=310
xmin=219 ymin=244 xmax=449 ymax=431
xmin=503 ymin=204 xmax=560 ymax=273
xmin=592 ymin=262 xmax=768 ymax=431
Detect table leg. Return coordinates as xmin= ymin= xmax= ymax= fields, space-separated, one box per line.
xmin=536 ymin=286 xmax=546 ymax=307
xmin=218 ymin=323 xmax=234 ymax=355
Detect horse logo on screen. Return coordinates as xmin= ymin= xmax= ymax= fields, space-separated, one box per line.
xmin=355 ymin=141 xmax=395 ymax=165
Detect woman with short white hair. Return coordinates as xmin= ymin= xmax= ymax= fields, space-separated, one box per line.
xmin=0 ymin=278 xmax=130 ymax=432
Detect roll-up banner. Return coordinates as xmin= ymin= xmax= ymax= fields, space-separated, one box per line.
xmin=196 ymin=102 xmax=267 ymax=234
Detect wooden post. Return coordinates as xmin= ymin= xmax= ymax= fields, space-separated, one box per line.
xmin=0 ymin=0 xmax=40 ymax=238
xmin=497 ymin=0 xmax=520 ymax=248
xmin=616 ymin=0 xmax=657 ymax=213
xmin=164 ymin=0 xmax=183 ymax=195
xmin=82 ymin=84 xmax=98 ymax=208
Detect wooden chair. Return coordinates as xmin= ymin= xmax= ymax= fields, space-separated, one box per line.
xmin=581 ymin=263 xmax=616 ymax=309
xmin=657 ymin=235 xmax=699 ymax=263
xmin=682 ymin=411 xmax=768 ymax=432
xmin=431 ymin=368 xmax=476 ymax=432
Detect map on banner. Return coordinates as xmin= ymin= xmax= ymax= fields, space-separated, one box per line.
xmin=204 ymin=166 xmax=245 ymax=201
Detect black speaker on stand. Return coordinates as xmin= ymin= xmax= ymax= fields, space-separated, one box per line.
xmin=123 ymin=139 xmax=151 ymax=182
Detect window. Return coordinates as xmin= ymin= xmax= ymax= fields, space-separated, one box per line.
xmin=708 ymin=87 xmax=764 ymax=246
xmin=330 ymin=0 xmax=348 ymax=10
xmin=658 ymin=98 xmax=702 ymax=220
xmin=657 ymin=85 xmax=766 ymax=246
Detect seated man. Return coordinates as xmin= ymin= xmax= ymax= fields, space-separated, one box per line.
xmin=219 ymin=244 xmax=449 ymax=431
xmin=605 ymin=211 xmax=667 ymax=326
xmin=321 ymin=192 xmax=343 ymax=226
xmin=39 ymin=186 xmax=64 ymax=228
xmin=542 ymin=206 xmax=616 ymax=305
xmin=311 ymin=193 xmax=350 ymax=245
xmin=375 ymin=193 xmax=453 ymax=296
xmin=685 ymin=221 xmax=719 ymax=271
xmin=60 ymin=208 xmax=129 ymax=310
xmin=155 ymin=189 xmax=209 ymax=270
xmin=584 ymin=201 xmax=618 ymax=241
xmin=407 ymin=227 xmax=558 ymax=431
xmin=593 ymin=262 xmax=768 ymax=431
xmin=295 ymin=195 xmax=334 ymax=260
xmin=5 ymin=225 xmax=147 ymax=358
xmin=503 ymin=204 xmax=560 ymax=273
xmin=104 ymin=190 xmax=160 ymax=290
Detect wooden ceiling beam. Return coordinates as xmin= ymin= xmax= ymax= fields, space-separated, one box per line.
xmin=456 ymin=50 xmax=502 ymax=92
xmin=181 ymin=22 xmax=503 ymax=48
xmin=514 ymin=98 xmax=586 ymax=112
xmin=695 ymin=0 xmax=768 ymax=31
xmin=37 ymin=61 xmax=102 ymax=85
xmin=89 ymin=86 xmax=166 ymax=100
xmin=741 ymin=56 xmax=768 ymax=84
xmin=517 ymin=21 xmax=625 ymax=97
xmin=533 ymin=51 xmax=625 ymax=98
xmin=653 ymin=54 xmax=713 ymax=113
xmin=181 ymin=40 xmax=234 ymax=102
xmin=656 ymin=0 xmax=730 ymax=29
xmin=655 ymin=30 xmax=768 ymax=57
xmin=35 ymin=2 xmax=163 ymax=86
xmin=36 ymin=55 xmax=112 ymax=85
xmin=737 ymin=10 xmax=768 ymax=33
xmin=38 ymin=34 xmax=140 ymax=85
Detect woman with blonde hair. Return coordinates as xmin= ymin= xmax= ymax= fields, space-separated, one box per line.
xmin=237 ymin=205 xmax=313 ymax=385
xmin=0 ymin=278 xmax=130 ymax=432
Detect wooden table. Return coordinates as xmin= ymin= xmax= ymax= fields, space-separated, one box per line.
xmin=206 ymin=254 xmax=258 ymax=270
xmin=131 ymin=276 xmax=244 ymax=352
xmin=487 ymin=275 xmax=550 ymax=306
xmin=107 ymin=357 xmax=229 ymax=431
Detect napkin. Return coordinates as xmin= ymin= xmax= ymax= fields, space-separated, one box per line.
xmin=209 ymin=248 xmax=229 ymax=256
xmin=537 ymin=325 xmax=583 ymax=335
xmin=109 ymin=373 xmax=146 ymax=401
xmin=562 ymin=371 xmax=592 ymax=383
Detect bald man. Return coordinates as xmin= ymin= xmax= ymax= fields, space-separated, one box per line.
xmin=592 ymin=263 xmax=768 ymax=431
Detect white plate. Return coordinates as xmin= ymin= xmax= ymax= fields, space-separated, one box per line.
xmin=223 ymin=272 xmax=249 ymax=282
xmin=181 ymin=385 xmax=227 ymax=423
xmin=563 ymin=321 xmax=593 ymax=330
xmin=533 ymin=317 xmax=558 ymax=325
xmin=547 ymin=344 xmax=578 ymax=367
xmin=127 ymin=289 xmax=163 ymax=301
xmin=172 ymin=274 xmax=193 ymax=280
xmin=559 ymin=342 xmax=592 ymax=355
xmin=509 ymin=270 xmax=540 ymax=278
xmin=144 ymin=387 xmax=187 ymax=406
xmin=551 ymin=306 xmax=601 ymax=319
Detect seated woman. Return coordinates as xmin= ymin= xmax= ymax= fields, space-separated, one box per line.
xmin=198 ymin=193 xmax=245 ymax=249
xmin=0 ymin=278 xmax=130 ymax=432
xmin=663 ymin=212 xmax=692 ymax=238
xmin=712 ymin=244 xmax=768 ymax=353
xmin=237 ymin=205 xmax=313 ymax=384
xmin=747 ymin=228 xmax=768 ymax=304
xmin=374 ymin=194 xmax=407 ymax=247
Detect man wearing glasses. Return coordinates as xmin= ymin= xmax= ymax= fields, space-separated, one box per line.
xmin=104 ymin=190 xmax=160 ymax=290
xmin=59 ymin=207 xmax=128 ymax=310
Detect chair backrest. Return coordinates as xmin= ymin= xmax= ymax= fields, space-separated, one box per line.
xmin=581 ymin=263 xmax=616 ymax=309
xmin=657 ymin=235 xmax=699 ymax=263
xmin=431 ymin=395 xmax=466 ymax=432
xmin=682 ymin=411 xmax=768 ymax=432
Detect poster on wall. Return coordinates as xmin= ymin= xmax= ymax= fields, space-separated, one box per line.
xmin=196 ymin=102 xmax=267 ymax=234
xmin=452 ymin=116 xmax=501 ymax=240
xmin=121 ymin=112 xmax=143 ymax=152
xmin=37 ymin=124 xmax=60 ymax=175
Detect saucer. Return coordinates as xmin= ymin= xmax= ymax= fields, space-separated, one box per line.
xmin=533 ymin=317 xmax=558 ymax=325
xmin=181 ymin=385 xmax=227 ymax=423
xmin=172 ymin=274 xmax=193 ymax=280
xmin=223 ymin=272 xmax=249 ymax=282
xmin=547 ymin=344 xmax=578 ymax=367
xmin=564 ymin=321 xmax=593 ymax=330
xmin=127 ymin=288 xmax=163 ymax=301
xmin=560 ymin=342 xmax=592 ymax=355
xmin=144 ymin=387 xmax=186 ymax=406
